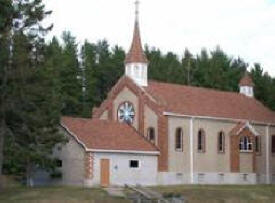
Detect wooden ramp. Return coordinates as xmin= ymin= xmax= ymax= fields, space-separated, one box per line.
xmin=126 ymin=185 xmax=169 ymax=203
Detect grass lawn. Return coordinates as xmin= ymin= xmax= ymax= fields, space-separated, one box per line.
xmin=153 ymin=185 xmax=275 ymax=203
xmin=0 ymin=186 xmax=130 ymax=203
xmin=1 ymin=184 xmax=275 ymax=202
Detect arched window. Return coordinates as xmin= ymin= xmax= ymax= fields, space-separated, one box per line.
xmin=218 ymin=131 xmax=225 ymax=153
xmin=175 ymin=128 xmax=183 ymax=151
xmin=198 ymin=129 xmax=206 ymax=152
xmin=147 ymin=127 xmax=155 ymax=143
xmin=134 ymin=66 xmax=139 ymax=76
xmin=255 ymin=136 xmax=261 ymax=154
xmin=271 ymin=135 xmax=275 ymax=153
xmin=239 ymin=136 xmax=253 ymax=151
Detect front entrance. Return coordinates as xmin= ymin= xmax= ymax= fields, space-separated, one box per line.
xmin=230 ymin=123 xmax=256 ymax=173
xmin=100 ymin=159 xmax=110 ymax=187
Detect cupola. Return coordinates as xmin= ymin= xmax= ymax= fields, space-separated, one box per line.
xmin=239 ymin=73 xmax=254 ymax=97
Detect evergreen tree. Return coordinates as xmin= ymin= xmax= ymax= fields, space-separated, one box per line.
xmin=251 ymin=63 xmax=275 ymax=110
xmin=1 ymin=0 xmax=66 ymax=187
xmin=59 ymin=31 xmax=82 ymax=116
xmin=81 ymin=40 xmax=97 ymax=117
xmin=181 ymin=48 xmax=195 ymax=85
xmin=0 ymin=0 xmax=17 ymax=189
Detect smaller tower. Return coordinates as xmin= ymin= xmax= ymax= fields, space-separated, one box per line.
xmin=239 ymin=73 xmax=254 ymax=97
xmin=125 ymin=0 xmax=148 ymax=87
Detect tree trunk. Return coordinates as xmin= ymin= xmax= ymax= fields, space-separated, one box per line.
xmin=0 ymin=123 xmax=4 ymax=190
xmin=26 ymin=162 xmax=34 ymax=187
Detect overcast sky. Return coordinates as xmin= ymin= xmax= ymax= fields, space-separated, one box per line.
xmin=45 ymin=0 xmax=275 ymax=76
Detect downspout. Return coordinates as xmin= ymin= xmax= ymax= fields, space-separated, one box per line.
xmin=266 ymin=125 xmax=270 ymax=184
xmin=190 ymin=117 xmax=194 ymax=184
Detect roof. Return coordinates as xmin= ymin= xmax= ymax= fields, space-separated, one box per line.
xmin=61 ymin=117 xmax=158 ymax=152
xmin=229 ymin=122 xmax=259 ymax=136
xmin=229 ymin=122 xmax=246 ymax=135
xmin=239 ymin=74 xmax=254 ymax=86
xmin=144 ymin=80 xmax=275 ymax=124
xmin=125 ymin=21 xmax=148 ymax=64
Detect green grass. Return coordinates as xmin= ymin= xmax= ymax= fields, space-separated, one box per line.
xmin=1 ymin=183 xmax=275 ymax=203
xmin=153 ymin=185 xmax=275 ymax=203
xmin=0 ymin=186 xmax=130 ymax=203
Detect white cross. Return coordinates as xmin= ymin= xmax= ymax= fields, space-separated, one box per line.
xmin=135 ymin=0 xmax=140 ymax=21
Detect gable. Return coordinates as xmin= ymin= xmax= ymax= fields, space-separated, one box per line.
xmin=93 ymin=76 xmax=162 ymax=120
xmin=113 ymin=87 xmax=139 ymax=129
xmin=230 ymin=122 xmax=259 ymax=137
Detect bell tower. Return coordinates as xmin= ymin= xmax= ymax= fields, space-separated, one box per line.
xmin=125 ymin=0 xmax=148 ymax=87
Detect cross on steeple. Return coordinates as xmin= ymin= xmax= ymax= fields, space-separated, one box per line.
xmin=135 ymin=0 xmax=140 ymax=22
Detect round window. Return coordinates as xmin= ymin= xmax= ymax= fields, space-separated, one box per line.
xmin=117 ymin=101 xmax=135 ymax=124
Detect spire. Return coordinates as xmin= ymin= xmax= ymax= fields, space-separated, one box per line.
xmin=125 ymin=0 xmax=148 ymax=64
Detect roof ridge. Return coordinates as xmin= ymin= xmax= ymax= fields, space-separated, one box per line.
xmin=148 ymin=80 xmax=250 ymax=97
xmin=146 ymin=80 xmax=275 ymax=123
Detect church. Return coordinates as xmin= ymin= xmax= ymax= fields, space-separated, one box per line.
xmin=54 ymin=1 xmax=275 ymax=187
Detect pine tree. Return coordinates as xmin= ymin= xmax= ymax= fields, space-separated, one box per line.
xmin=58 ymin=31 xmax=82 ymax=116
xmin=81 ymin=40 xmax=97 ymax=117
xmin=1 ymin=0 xmax=66 ymax=187
xmin=0 ymin=0 xmax=14 ymax=189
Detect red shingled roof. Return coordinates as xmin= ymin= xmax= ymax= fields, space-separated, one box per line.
xmin=61 ymin=117 xmax=158 ymax=152
xmin=239 ymin=74 xmax=254 ymax=86
xmin=125 ymin=21 xmax=148 ymax=64
xmin=144 ymin=80 xmax=275 ymax=124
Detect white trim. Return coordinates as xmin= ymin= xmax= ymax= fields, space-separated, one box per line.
xmin=266 ymin=125 xmax=270 ymax=184
xmin=61 ymin=123 xmax=90 ymax=151
xmin=88 ymin=149 xmax=160 ymax=155
xmin=60 ymin=123 xmax=159 ymax=155
xmin=236 ymin=121 xmax=259 ymax=136
xmin=240 ymin=150 xmax=253 ymax=153
xmin=163 ymin=112 xmax=275 ymax=126
xmin=190 ymin=117 xmax=194 ymax=184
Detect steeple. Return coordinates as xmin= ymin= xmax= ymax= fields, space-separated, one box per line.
xmin=125 ymin=0 xmax=148 ymax=86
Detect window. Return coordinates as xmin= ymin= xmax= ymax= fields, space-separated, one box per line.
xmin=55 ymin=159 xmax=62 ymax=168
xmin=198 ymin=129 xmax=205 ymax=152
xmin=175 ymin=128 xmax=183 ymax=151
xmin=218 ymin=131 xmax=225 ymax=153
xmin=134 ymin=66 xmax=139 ymax=76
xmin=255 ymin=136 xmax=261 ymax=154
xmin=117 ymin=101 xmax=135 ymax=124
xmin=126 ymin=66 xmax=130 ymax=75
xmin=239 ymin=136 xmax=253 ymax=151
xmin=272 ymin=135 xmax=275 ymax=153
xmin=147 ymin=127 xmax=155 ymax=143
xmin=129 ymin=160 xmax=139 ymax=168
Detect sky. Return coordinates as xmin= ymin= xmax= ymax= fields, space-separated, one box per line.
xmin=44 ymin=0 xmax=275 ymax=77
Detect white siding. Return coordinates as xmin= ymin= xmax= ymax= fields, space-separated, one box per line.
xmin=87 ymin=152 xmax=158 ymax=186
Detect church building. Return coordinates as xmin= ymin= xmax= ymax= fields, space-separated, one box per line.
xmin=55 ymin=1 xmax=275 ymax=187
